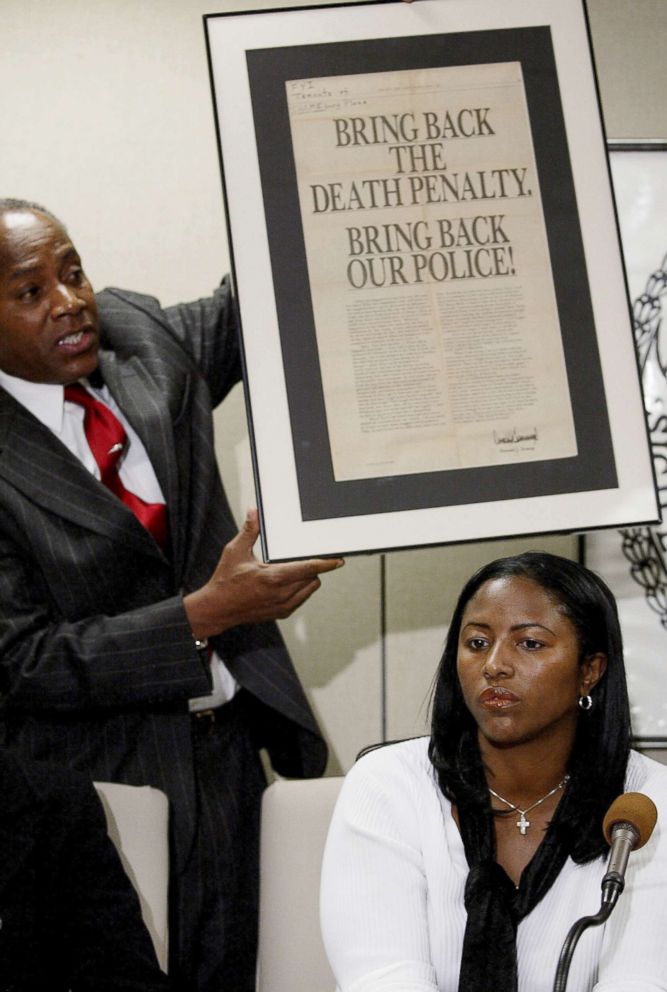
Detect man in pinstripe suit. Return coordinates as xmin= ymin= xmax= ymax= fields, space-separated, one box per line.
xmin=0 ymin=200 xmax=343 ymax=990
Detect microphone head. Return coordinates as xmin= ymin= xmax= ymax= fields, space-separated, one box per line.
xmin=603 ymin=792 xmax=658 ymax=849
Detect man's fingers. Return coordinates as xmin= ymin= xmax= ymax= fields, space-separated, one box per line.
xmin=312 ymin=556 xmax=345 ymax=573
xmin=258 ymin=562 xmax=341 ymax=614
xmin=271 ymin=577 xmax=324 ymax=619
xmin=270 ymin=556 xmax=345 ymax=583
xmin=229 ymin=508 xmax=344 ymax=575
xmin=243 ymin=508 xmax=261 ymax=539
xmin=226 ymin=508 xmax=261 ymax=558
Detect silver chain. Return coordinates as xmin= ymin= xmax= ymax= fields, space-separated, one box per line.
xmin=488 ymin=774 xmax=570 ymax=835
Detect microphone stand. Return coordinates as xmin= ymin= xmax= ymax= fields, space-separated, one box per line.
xmin=553 ymin=795 xmax=657 ymax=991
xmin=552 ymin=851 xmax=627 ymax=992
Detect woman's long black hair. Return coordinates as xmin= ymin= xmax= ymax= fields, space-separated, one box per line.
xmin=428 ymin=550 xmax=632 ymax=862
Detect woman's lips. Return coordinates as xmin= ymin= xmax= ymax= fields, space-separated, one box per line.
xmin=479 ymin=687 xmax=519 ymax=709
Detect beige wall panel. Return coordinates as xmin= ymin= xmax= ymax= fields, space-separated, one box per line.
xmin=215 ymin=384 xmax=382 ymax=779
xmin=279 ymin=554 xmax=383 ymax=776
xmin=385 ymin=534 xmax=580 ymax=743
xmin=308 ymin=626 xmax=384 ymax=775
xmin=0 ymin=0 xmax=230 ymax=304
xmin=214 ymin=387 xmax=383 ymax=777
xmin=587 ymin=0 xmax=667 ymax=140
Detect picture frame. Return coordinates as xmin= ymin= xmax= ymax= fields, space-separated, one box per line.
xmin=583 ymin=139 xmax=667 ymax=745
xmin=204 ymin=0 xmax=658 ymax=561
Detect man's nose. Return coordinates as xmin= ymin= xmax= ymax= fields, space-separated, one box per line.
xmin=51 ymin=282 xmax=84 ymax=317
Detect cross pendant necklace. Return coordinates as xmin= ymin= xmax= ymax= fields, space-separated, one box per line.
xmin=488 ymin=774 xmax=570 ymax=835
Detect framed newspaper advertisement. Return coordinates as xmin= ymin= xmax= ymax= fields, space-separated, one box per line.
xmin=204 ymin=0 xmax=658 ymax=561
xmin=584 ymin=140 xmax=667 ymax=744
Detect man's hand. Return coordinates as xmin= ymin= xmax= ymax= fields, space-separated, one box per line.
xmin=184 ymin=509 xmax=344 ymax=639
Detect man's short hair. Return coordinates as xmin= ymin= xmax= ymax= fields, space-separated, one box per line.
xmin=0 ymin=198 xmax=64 ymax=228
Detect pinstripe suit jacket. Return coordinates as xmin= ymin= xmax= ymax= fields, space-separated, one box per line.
xmin=0 ymin=281 xmax=326 ymax=867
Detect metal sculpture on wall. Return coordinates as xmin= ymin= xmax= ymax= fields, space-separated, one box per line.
xmin=584 ymin=141 xmax=667 ymax=742
xmin=620 ymin=256 xmax=667 ymax=627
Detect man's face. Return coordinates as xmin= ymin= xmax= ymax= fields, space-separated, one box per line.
xmin=0 ymin=209 xmax=99 ymax=384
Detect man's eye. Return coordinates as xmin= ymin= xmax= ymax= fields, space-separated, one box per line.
xmin=18 ymin=285 xmax=40 ymax=301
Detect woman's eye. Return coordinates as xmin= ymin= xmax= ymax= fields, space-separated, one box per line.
xmin=465 ymin=637 xmax=488 ymax=651
xmin=520 ymin=638 xmax=543 ymax=650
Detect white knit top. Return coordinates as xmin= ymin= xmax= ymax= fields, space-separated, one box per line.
xmin=320 ymin=737 xmax=667 ymax=992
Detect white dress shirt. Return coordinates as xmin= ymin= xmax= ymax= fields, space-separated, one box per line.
xmin=0 ymin=368 xmax=236 ymax=709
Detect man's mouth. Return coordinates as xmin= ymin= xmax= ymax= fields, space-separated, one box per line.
xmin=58 ymin=331 xmax=84 ymax=346
xmin=56 ymin=326 xmax=96 ymax=351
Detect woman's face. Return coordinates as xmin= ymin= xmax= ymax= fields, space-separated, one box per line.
xmin=456 ymin=574 xmax=606 ymax=752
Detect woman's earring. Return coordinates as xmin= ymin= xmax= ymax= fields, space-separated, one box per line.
xmin=578 ymin=693 xmax=593 ymax=711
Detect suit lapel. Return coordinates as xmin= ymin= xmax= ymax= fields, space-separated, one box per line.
xmin=0 ymin=386 xmax=164 ymax=561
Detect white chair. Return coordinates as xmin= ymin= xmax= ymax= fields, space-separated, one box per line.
xmin=94 ymin=781 xmax=170 ymax=972
xmin=256 ymin=776 xmax=344 ymax=992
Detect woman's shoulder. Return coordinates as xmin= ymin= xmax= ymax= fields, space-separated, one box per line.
xmin=626 ymin=749 xmax=667 ymax=801
xmin=352 ymin=735 xmax=433 ymax=780
xmin=332 ymin=736 xmax=445 ymax=842
xmin=339 ymin=736 xmax=439 ymax=809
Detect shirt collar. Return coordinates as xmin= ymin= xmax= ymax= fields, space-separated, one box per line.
xmin=0 ymin=369 xmax=65 ymax=434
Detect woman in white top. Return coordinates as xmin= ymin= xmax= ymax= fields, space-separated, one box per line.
xmin=321 ymin=551 xmax=667 ymax=991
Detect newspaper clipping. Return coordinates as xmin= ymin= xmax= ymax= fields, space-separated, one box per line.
xmin=286 ymin=62 xmax=577 ymax=482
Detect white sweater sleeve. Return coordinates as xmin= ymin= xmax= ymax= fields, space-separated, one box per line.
xmin=320 ymin=746 xmax=440 ymax=992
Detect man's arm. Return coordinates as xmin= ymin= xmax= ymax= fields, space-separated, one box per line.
xmin=99 ymin=279 xmax=242 ymax=410
xmin=0 ymin=526 xmax=212 ymax=711
xmin=162 ymin=278 xmax=242 ymax=407
xmin=0 ymin=513 xmax=341 ymax=712
xmin=0 ymin=282 xmax=341 ymax=712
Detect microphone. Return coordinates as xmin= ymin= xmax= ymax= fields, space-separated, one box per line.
xmin=601 ymin=792 xmax=657 ymax=908
xmin=553 ymin=792 xmax=658 ymax=992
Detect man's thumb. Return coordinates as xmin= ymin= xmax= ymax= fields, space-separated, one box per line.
xmin=237 ymin=508 xmax=260 ymax=550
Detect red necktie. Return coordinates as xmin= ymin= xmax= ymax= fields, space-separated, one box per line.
xmin=65 ymin=383 xmax=168 ymax=549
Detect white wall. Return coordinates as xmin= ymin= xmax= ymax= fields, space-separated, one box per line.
xmin=0 ymin=0 xmax=658 ymax=774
